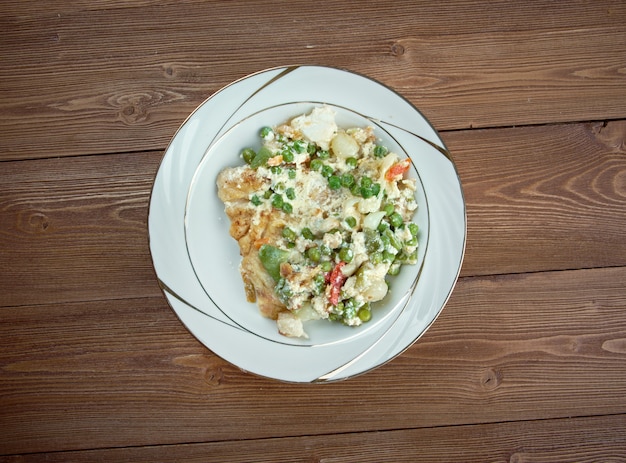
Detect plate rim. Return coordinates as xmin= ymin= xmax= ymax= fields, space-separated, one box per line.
xmin=147 ymin=64 xmax=467 ymax=382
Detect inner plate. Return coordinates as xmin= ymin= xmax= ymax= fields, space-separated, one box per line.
xmin=185 ymin=102 xmax=429 ymax=346
xmin=148 ymin=65 xmax=466 ymax=382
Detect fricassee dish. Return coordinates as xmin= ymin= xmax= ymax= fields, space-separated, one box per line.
xmin=216 ymin=106 xmax=419 ymax=338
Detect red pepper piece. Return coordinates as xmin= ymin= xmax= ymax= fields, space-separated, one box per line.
xmin=328 ymin=261 xmax=347 ymax=306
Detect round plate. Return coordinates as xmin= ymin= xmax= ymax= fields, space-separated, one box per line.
xmin=185 ymin=101 xmax=429 ymax=347
xmin=148 ymin=66 xmax=466 ymax=382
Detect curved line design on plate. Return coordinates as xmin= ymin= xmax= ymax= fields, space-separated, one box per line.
xmin=158 ymin=279 xmax=245 ymax=331
xmin=312 ymin=124 xmax=452 ymax=382
xmin=379 ymin=120 xmax=452 ymax=160
xmin=316 ymin=238 xmax=429 ymax=382
xmin=184 ymin=100 xmax=431 ymax=350
xmin=323 ymin=158 xmax=467 ymax=381
xmin=149 ymin=65 xmax=466 ymax=382
xmin=200 ymin=67 xmax=300 ymax=161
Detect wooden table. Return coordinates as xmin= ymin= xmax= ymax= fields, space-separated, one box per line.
xmin=2 ymin=1 xmax=625 ymax=461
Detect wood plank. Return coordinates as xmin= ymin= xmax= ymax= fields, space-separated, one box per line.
xmin=1 ymin=121 xmax=625 ymax=307
xmin=447 ymin=119 xmax=626 ymax=276
xmin=1 ymin=1 xmax=625 ymax=159
xmin=2 ymin=414 xmax=625 ymax=462
xmin=1 ymin=267 xmax=625 ymax=454
xmin=0 ymin=151 xmax=162 ymax=308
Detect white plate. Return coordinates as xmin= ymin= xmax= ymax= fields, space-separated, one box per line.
xmin=185 ymin=102 xmax=429 ymax=347
xmin=148 ymin=66 xmax=466 ymax=382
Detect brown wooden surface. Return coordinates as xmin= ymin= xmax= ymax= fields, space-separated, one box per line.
xmin=1 ymin=1 xmax=625 ymax=461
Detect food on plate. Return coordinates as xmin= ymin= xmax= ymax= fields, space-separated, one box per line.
xmin=217 ymin=106 xmax=418 ymax=338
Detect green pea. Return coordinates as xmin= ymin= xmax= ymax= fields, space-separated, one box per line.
xmin=361 ymin=186 xmax=375 ymax=198
xmin=383 ymin=203 xmax=395 ymax=217
xmin=313 ymin=273 xmax=326 ymax=295
xmin=271 ymin=194 xmax=283 ymax=209
xmin=388 ymin=262 xmax=401 ymax=276
xmin=373 ymin=145 xmax=388 ymax=158
xmin=282 ymin=227 xmax=297 ymax=242
xmin=282 ymin=202 xmax=293 ymax=214
xmin=371 ymin=183 xmax=381 ymax=196
xmin=328 ymin=175 xmax=342 ymax=190
xmin=263 ymin=189 xmax=273 ymax=199
xmin=358 ymin=306 xmax=372 ymax=322
xmin=408 ymin=223 xmax=419 ymax=236
xmin=359 ymin=178 xmax=380 ymax=198
xmin=275 ymin=277 xmax=293 ymax=303
xmin=301 ymin=227 xmax=314 ymax=240
xmin=346 ymin=157 xmax=358 ymax=168
xmin=293 ymin=140 xmax=307 ymax=153
xmin=271 ymin=166 xmax=282 ymax=174
xmin=369 ymin=251 xmax=383 ymax=265
xmin=320 ymin=261 xmax=333 ymax=272
xmin=288 ymin=169 xmax=296 ymax=179
xmin=250 ymin=195 xmax=262 ymax=206
xmin=343 ymin=302 xmax=357 ymax=320
xmin=241 ymin=148 xmax=256 ymax=164
xmin=260 ymin=126 xmax=273 ymax=138
xmin=338 ymin=247 xmax=354 ymax=263
xmin=310 ymin=159 xmax=323 ymax=171
xmin=395 ymin=250 xmax=409 ymax=262
xmin=407 ymin=249 xmax=418 ymax=263
xmin=306 ymin=246 xmax=321 ymax=262
xmin=321 ymin=165 xmax=334 ymax=178
xmin=317 ymin=149 xmax=330 ymax=159
xmin=341 ymin=174 xmax=355 ymax=188
xmin=285 ymin=187 xmax=296 ymax=200
xmin=282 ymin=149 xmax=295 ymax=163
xmin=360 ymin=176 xmax=372 ymax=188
xmin=345 ymin=216 xmax=357 ymax=228
xmin=329 ymin=313 xmax=341 ymax=322
xmin=307 ymin=143 xmax=317 ymax=155
xmin=389 ymin=212 xmax=403 ymax=229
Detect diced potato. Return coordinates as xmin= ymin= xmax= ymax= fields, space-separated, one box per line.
xmin=277 ymin=312 xmax=308 ymax=338
xmin=362 ymin=279 xmax=388 ymax=302
xmin=362 ymin=211 xmax=386 ymax=229
xmin=290 ymin=106 xmax=337 ymax=150
xmin=331 ymin=132 xmax=359 ymax=159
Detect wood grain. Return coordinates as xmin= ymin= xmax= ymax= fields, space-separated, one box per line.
xmin=1 ymin=1 xmax=625 ymax=160
xmin=1 ymin=267 xmax=625 ymax=454
xmin=0 ymin=151 xmax=161 ymax=308
xmin=1 ymin=1 xmax=625 ymax=460
xmin=1 ymin=414 xmax=625 ymax=462
xmin=449 ymin=119 xmax=626 ymax=276
xmin=1 ymin=122 xmax=624 ymax=307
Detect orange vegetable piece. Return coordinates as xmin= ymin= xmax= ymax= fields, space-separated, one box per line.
xmin=385 ymin=159 xmax=411 ymax=181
